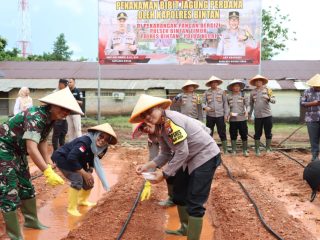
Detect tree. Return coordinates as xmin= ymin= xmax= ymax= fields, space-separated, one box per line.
xmin=0 ymin=36 xmax=23 ymax=61
xmin=262 ymin=6 xmax=297 ymax=60
xmin=51 ymin=33 xmax=73 ymax=61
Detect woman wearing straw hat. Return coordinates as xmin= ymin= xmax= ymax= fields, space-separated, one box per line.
xmin=301 ymin=74 xmax=320 ymax=161
xmin=0 ymin=87 xmax=83 ymax=240
xmin=52 ymin=123 xmax=117 ymax=216
xmin=172 ymin=80 xmax=203 ymax=121
xmin=248 ymin=75 xmax=276 ymax=156
xmin=130 ymin=94 xmax=221 ymax=240
xmin=227 ymin=79 xmax=249 ymax=156
xmin=202 ymin=75 xmax=229 ymax=154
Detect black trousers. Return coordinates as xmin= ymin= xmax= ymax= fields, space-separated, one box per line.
xmin=254 ymin=116 xmax=273 ymax=140
xmin=206 ymin=116 xmax=227 ymax=141
xmin=172 ymin=154 xmax=221 ymax=217
xmin=52 ymin=119 xmax=68 ymax=151
xmin=229 ymin=121 xmax=248 ymax=141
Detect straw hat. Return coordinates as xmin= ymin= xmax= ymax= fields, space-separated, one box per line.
xmin=306 ymin=74 xmax=320 ymax=87
xmin=129 ymin=94 xmax=172 ymax=123
xmin=88 ymin=123 xmax=118 ymax=145
xmin=39 ymin=87 xmax=84 ymax=115
xmin=205 ymin=75 xmax=223 ymax=87
xmin=132 ymin=122 xmax=145 ymax=139
xmin=249 ymin=74 xmax=268 ymax=86
xmin=227 ymin=79 xmax=246 ymax=91
xmin=182 ymin=80 xmax=199 ymax=90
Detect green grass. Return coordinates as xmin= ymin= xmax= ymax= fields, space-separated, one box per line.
xmin=82 ymin=115 xmax=132 ymax=129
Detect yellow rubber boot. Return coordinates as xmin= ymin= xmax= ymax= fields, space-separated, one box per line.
xmin=78 ymin=189 xmax=96 ymax=207
xmin=67 ymin=188 xmax=82 ymax=217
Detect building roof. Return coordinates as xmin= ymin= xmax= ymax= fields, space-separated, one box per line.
xmin=0 ymin=60 xmax=319 ymax=81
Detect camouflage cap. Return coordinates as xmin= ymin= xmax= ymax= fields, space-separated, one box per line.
xmin=117 ymin=12 xmax=127 ymax=20
xmin=229 ymin=11 xmax=239 ymax=19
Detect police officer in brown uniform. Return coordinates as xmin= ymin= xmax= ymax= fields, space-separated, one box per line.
xmin=202 ymin=75 xmax=229 ymax=154
xmin=249 ymin=75 xmax=276 ymax=156
xmin=172 ymin=80 xmax=203 ymax=121
xmin=105 ymin=12 xmax=137 ymax=55
xmin=227 ymin=79 xmax=250 ymax=156
xmin=130 ymin=94 xmax=221 ymax=240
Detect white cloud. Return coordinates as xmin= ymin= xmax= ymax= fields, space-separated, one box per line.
xmin=54 ymin=0 xmax=85 ymax=15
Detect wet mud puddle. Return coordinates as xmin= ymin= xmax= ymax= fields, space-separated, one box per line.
xmin=24 ymin=153 xmax=123 ymax=240
xmin=164 ymin=207 xmax=214 ymax=240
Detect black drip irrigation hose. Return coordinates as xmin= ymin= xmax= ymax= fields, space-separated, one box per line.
xmin=221 ymin=161 xmax=284 ymax=240
xmin=247 ymin=133 xmax=306 ymax=168
xmin=116 ymin=181 xmax=145 ymax=240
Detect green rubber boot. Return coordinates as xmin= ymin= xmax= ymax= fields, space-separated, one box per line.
xmin=266 ymin=139 xmax=272 ymax=153
xmin=231 ymin=140 xmax=237 ymax=156
xmin=158 ymin=183 xmax=175 ymax=207
xmin=165 ymin=205 xmax=188 ymax=236
xmin=222 ymin=140 xmax=228 ymax=154
xmin=242 ymin=141 xmax=249 ymax=157
xmin=21 ymin=198 xmax=48 ymax=230
xmin=2 ymin=210 xmax=23 ymax=240
xmin=187 ymin=216 xmax=203 ymax=240
xmin=255 ymin=140 xmax=261 ymax=156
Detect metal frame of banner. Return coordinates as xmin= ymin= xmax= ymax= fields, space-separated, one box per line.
xmin=97 ymin=0 xmax=101 ymax=124
xmin=258 ymin=5 xmax=263 ymax=75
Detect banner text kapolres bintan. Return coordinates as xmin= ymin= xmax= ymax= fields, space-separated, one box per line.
xmin=99 ymin=0 xmax=261 ymax=65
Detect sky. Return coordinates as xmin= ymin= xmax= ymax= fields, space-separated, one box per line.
xmin=0 ymin=0 xmax=319 ymax=61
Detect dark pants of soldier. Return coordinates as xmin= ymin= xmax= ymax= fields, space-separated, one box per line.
xmin=229 ymin=121 xmax=248 ymax=141
xmin=172 ymin=154 xmax=221 ymax=217
xmin=52 ymin=120 xmax=68 ymax=151
xmin=206 ymin=116 xmax=227 ymax=141
xmin=254 ymin=116 xmax=273 ymax=140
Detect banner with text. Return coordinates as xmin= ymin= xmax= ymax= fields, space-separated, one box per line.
xmin=98 ymin=0 xmax=261 ymax=65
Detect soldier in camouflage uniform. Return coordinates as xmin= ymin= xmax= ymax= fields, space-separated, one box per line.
xmin=172 ymin=80 xmax=203 ymax=121
xmin=249 ymin=75 xmax=276 ymax=156
xmin=202 ymin=75 xmax=229 ymax=154
xmin=0 ymin=88 xmax=83 ymax=240
xmin=104 ymin=12 xmax=137 ymax=55
xmin=227 ymin=79 xmax=250 ymax=156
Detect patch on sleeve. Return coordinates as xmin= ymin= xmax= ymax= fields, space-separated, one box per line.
xmin=165 ymin=119 xmax=187 ymax=145
xmin=79 ymin=145 xmax=86 ymax=152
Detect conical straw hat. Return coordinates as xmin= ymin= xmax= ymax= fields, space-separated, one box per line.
xmin=227 ymin=79 xmax=246 ymax=91
xmin=88 ymin=123 xmax=118 ymax=145
xmin=39 ymin=87 xmax=84 ymax=115
xmin=129 ymin=94 xmax=172 ymax=123
xmin=182 ymin=80 xmax=199 ymax=90
xmin=205 ymin=75 xmax=223 ymax=87
xmin=249 ymin=74 xmax=268 ymax=86
xmin=306 ymin=74 xmax=320 ymax=87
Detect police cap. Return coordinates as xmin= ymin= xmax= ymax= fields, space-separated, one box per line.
xmin=229 ymin=11 xmax=239 ymax=19
xmin=117 ymin=12 xmax=127 ymax=20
